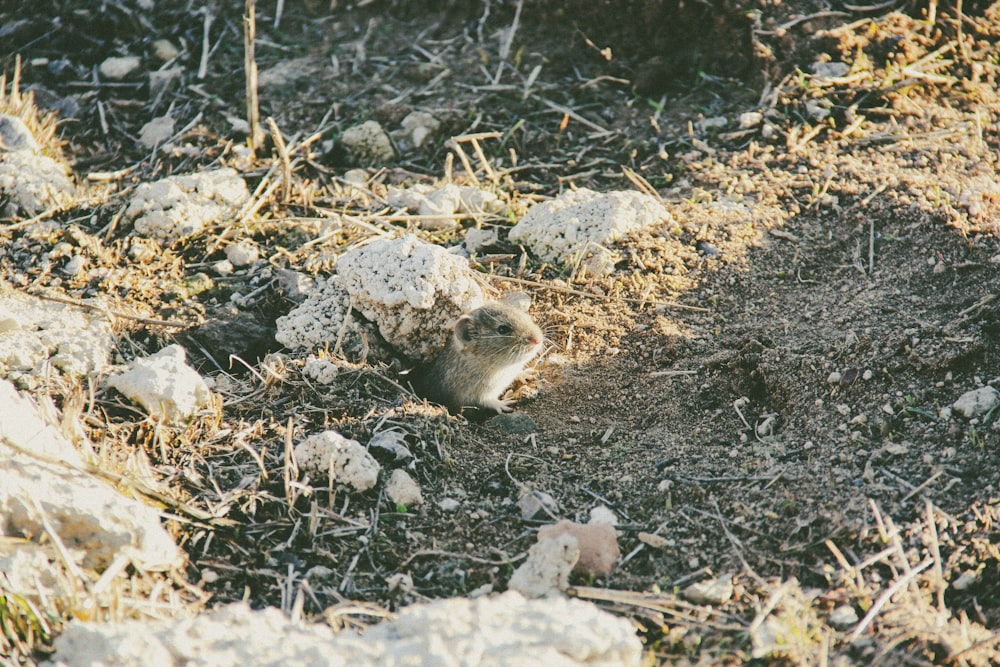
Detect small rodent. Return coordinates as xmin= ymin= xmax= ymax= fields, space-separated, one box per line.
xmin=413 ymin=293 xmax=544 ymax=414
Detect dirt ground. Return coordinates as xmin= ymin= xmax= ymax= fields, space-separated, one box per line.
xmin=3 ymin=0 xmax=1000 ymax=664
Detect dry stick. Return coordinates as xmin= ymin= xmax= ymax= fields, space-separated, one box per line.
xmin=493 ymin=275 xmax=710 ymax=312
xmin=198 ymin=7 xmax=212 ymax=79
xmin=27 ymin=290 xmax=188 ymax=328
xmin=244 ymin=0 xmax=265 ymax=151
xmin=267 ymin=116 xmax=292 ymax=204
xmin=538 ymin=97 xmax=610 ymax=134
xmin=493 ymin=0 xmax=524 ymax=84
xmin=447 ymin=139 xmax=480 ymax=185
xmin=924 ymin=500 xmax=947 ymax=614
xmin=849 ymin=557 xmax=934 ymax=641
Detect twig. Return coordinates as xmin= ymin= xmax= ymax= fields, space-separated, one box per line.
xmin=849 ymin=557 xmax=933 ymax=640
xmin=267 ymin=117 xmax=292 ymax=203
xmin=244 ymin=0 xmax=265 ymax=150
xmin=198 ymin=7 xmax=213 ymax=80
xmin=26 ymin=290 xmax=188 ymax=328
xmin=537 ymin=98 xmax=610 ymax=134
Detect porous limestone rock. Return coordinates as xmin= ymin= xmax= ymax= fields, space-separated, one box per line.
xmin=341 ymin=120 xmax=395 ymax=165
xmin=106 ymin=344 xmax=213 ymax=424
xmin=125 ymin=168 xmax=249 ymax=245
xmin=0 ymin=380 xmax=182 ymax=572
xmin=274 ymin=276 xmax=376 ymax=358
xmin=508 ymin=188 xmax=671 ymax=268
xmin=294 ymin=430 xmax=380 ymax=492
xmin=508 ymin=532 xmax=579 ymax=598
xmin=47 ymin=593 xmax=642 ymax=666
xmin=0 ymin=289 xmax=114 ymax=380
xmin=336 ymin=234 xmax=484 ymax=358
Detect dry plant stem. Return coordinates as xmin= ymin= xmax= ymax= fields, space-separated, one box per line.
xmin=537 ymin=97 xmax=610 ymax=134
xmin=849 ymin=558 xmax=934 ymax=641
xmin=198 ymin=8 xmax=212 ymax=79
xmin=244 ymin=0 xmax=265 ymax=150
xmin=266 ymin=116 xmax=292 ymax=204
xmin=27 ymin=290 xmax=188 ymax=328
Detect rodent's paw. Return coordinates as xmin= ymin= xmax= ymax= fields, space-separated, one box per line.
xmin=482 ymin=396 xmax=515 ymax=413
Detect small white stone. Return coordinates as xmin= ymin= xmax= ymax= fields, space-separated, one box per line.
xmin=828 ymin=604 xmax=859 ymax=627
xmin=293 ymin=431 xmax=380 ymax=492
xmin=385 ymin=469 xmax=423 ymax=507
xmin=438 ymin=498 xmax=461 ymax=512
xmin=952 ymin=571 xmax=978 ymax=591
xmin=683 ymin=575 xmax=734 ymax=605
xmin=99 ymin=55 xmax=141 ymax=80
xmin=151 ymin=39 xmax=180 ymax=62
xmin=341 ymin=120 xmax=394 ymax=165
xmin=138 ymin=115 xmax=175 ymax=148
xmin=588 ymin=505 xmax=618 ymax=526
xmin=224 ymin=241 xmax=260 ymax=267
xmin=739 ymin=111 xmax=762 ymax=128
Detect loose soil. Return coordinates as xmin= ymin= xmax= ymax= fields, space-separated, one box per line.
xmin=3 ymin=1 xmax=1000 ymax=664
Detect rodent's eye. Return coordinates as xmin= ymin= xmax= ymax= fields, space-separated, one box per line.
xmin=497 ymin=324 xmax=513 ymax=335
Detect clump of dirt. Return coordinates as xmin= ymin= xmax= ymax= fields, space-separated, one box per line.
xmin=2 ymin=0 xmax=999 ymax=664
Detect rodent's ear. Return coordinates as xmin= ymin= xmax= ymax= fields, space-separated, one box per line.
xmin=453 ymin=315 xmax=475 ymax=347
xmin=499 ymin=291 xmax=531 ymax=312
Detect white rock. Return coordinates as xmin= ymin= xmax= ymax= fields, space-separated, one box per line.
xmin=274 ymin=276 xmax=372 ymax=354
xmin=0 ymin=150 xmax=76 ymax=215
xmin=417 ymin=183 xmax=462 ymax=229
xmin=828 ymin=604 xmax=858 ymax=627
xmin=827 ymin=371 xmax=842 ymax=384
xmin=588 ymin=505 xmax=618 ymax=526
xmin=952 ymin=571 xmax=978 ymax=591
xmin=464 ymin=227 xmax=498 ymax=254
xmin=739 ymin=111 xmax=763 ymax=129
xmin=341 ymin=120 xmax=394 ymax=165
xmin=294 ymin=431 xmax=380 ymax=492
xmin=0 ymin=113 xmax=39 ymax=153
xmin=952 ymin=386 xmax=1000 ymax=418
xmin=385 ymin=469 xmax=422 ymax=506
xmin=99 ymin=55 xmax=141 ymax=80
xmin=151 ymin=39 xmax=180 ymax=62
xmin=125 ymin=168 xmax=249 ymax=245
xmin=301 ymin=355 xmax=341 ymax=384
xmin=518 ymin=487 xmax=559 ymax=521
xmin=508 ymin=532 xmax=579 ymax=598
xmin=811 ymin=60 xmax=849 ymax=80
xmin=224 ymin=241 xmax=260 ymax=267
xmin=138 ymin=115 xmax=175 ymax=149
xmin=0 ymin=290 xmax=113 ymax=378
xmin=0 ymin=380 xmax=181 ymax=571
xmin=48 ymin=594 xmax=642 ymax=666
xmin=399 ymin=110 xmax=441 ymax=149
xmin=508 ymin=188 xmax=671 ymax=266
xmin=437 ymin=498 xmax=461 ymax=512
xmin=336 ymin=234 xmax=485 ymax=358
xmin=683 ymin=575 xmax=734 ymax=605
xmin=368 ymin=430 xmax=412 ymax=461
xmin=106 ymin=344 xmax=212 ymax=424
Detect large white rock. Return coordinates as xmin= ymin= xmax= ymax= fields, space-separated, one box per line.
xmin=0 ymin=289 xmax=114 ymax=380
xmin=125 ymin=168 xmax=249 ymax=245
xmin=48 ymin=593 xmax=642 ymax=666
xmin=336 ymin=234 xmax=484 ymax=358
xmin=0 ymin=380 xmax=182 ymax=572
xmin=106 ymin=344 xmax=212 ymax=424
xmin=508 ymin=188 xmax=672 ymax=266
xmin=294 ymin=430 xmax=380 ymax=492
